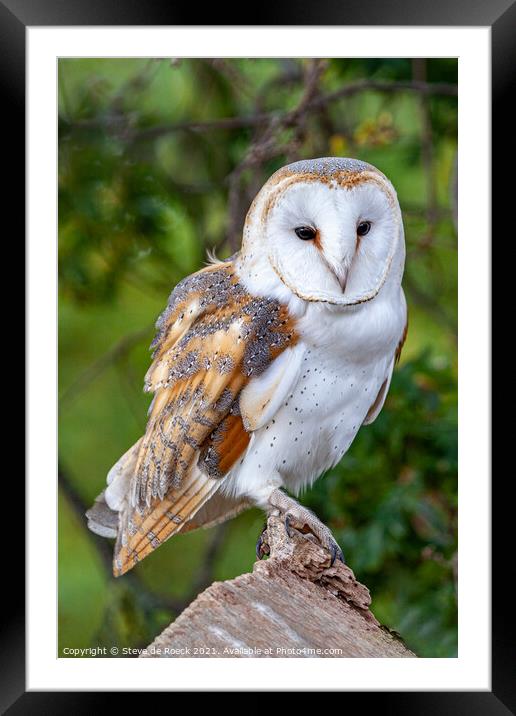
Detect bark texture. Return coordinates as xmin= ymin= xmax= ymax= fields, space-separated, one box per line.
xmin=141 ymin=515 xmax=415 ymax=658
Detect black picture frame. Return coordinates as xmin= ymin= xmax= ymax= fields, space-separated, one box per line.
xmin=8 ymin=0 xmax=504 ymax=710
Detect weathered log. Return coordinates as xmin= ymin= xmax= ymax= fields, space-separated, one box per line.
xmin=141 ymin=515 xmax=415 ymax=658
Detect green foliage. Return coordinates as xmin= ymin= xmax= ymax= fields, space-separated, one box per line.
xmin=58 ymin=58 xmax=457 ymax=658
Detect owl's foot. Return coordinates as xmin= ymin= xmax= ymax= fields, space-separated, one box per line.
xmin=268 ymin=488 xmax=345 ymax=566
xmin=255 ymin=522 xmax=270 ymax=559
xmin=285 ymin=512 xmax=345 ymax=565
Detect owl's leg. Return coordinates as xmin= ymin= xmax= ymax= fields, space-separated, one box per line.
xmin=267 ymin=488 xmax=345 ymax=565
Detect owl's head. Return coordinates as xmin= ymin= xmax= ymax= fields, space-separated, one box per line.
xmin=241 ymin=157 xmax=405 ymax=306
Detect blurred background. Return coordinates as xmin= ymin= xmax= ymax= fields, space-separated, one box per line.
xmin=58 ymin=58 xmax=457 ymax=658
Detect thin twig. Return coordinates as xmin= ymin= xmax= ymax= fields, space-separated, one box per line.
xmin=65 ymin=79 xmax=457 ymax=142
xmin=59 ymin=324 xmax=154 ymax=411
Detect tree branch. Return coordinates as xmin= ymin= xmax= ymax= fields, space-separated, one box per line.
xmin=58 ymin=324 xmax=154 ymax=411
xmin=65 ymin=79 xmax=457 ymax=143
xmin=141 ymin=515 xmax=416 ymax=658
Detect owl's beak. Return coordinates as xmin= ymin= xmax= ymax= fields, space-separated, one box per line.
xmin=323 ymin=261 xmax=347 ymax=293
xmin=319 ymin=246 xmax=348 ymax=292
xmin=336 ymin=267 xmax=348 ymax=292
xmin=328 ymin=263 xmax=348 ymax=292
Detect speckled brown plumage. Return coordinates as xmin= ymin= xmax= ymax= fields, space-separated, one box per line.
xmin=113 ymin=259 xmax=297 ymax=576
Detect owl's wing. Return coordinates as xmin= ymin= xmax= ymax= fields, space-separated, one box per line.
xmin=363 ymin=309 xmax=408 ymax=425
xmin=112 ymin=260 xmax=297 ymax=576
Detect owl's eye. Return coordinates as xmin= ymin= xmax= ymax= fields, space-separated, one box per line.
xmin=357 ymin=221 xmax=371 ymax=237
xmin=294 ymin=226 xmax=317 ymax=241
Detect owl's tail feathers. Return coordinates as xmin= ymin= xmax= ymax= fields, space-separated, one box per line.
xmin=113 ymin=468 xmax=221 ymax=577
xmin=85 ymin=438 xmax=143 ymax=540
xmin=85 ymin=439 xmax=252 ymax=577
xmin=179 ymin=491 xmax=251 ymax=534
xmin=86 ymin=491 xmax=119 ymax=538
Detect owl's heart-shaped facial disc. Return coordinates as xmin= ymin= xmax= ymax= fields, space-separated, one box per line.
xmin=241 ymin=157 xmax=404 ymax=307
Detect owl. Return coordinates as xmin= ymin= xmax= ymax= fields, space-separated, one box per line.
xmin=86 ymin=157 xmax=407 ymax=576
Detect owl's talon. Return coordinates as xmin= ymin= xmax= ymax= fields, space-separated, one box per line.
xmin=268 ymin=489 xmax=345 ymax=567
xmin=255 ymin=524 xmax=270 ymax=559
xmin=330 ymin=542 xmax=346 ymax=566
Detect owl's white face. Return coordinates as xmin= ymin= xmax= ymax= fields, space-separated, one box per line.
xmin=241 ymin=159 xmax=404 ymax=307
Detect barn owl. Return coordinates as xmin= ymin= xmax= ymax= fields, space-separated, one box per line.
xmin=86 ymin=157 xmax=407 ymax=576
